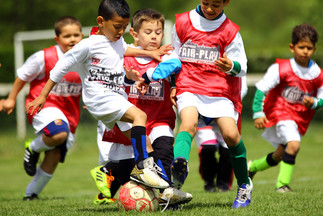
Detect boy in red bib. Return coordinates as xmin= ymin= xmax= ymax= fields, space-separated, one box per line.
xmin=0 ymin=16 xmax=83 ymax=200
xmin=248 ymin=23 xmax=323 ymax=192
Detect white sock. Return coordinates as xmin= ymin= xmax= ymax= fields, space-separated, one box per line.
xmin=30 ymin=135 xmax=55 ymax=153
xmin=25 ymin=167 xmax=52 ymax=196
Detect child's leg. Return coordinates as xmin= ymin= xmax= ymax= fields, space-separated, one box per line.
xmin=24 ymin=120 xmax=69 ymax=176
xmin=217 ymin=117 xmax=249 ymax=187
xmin=174 ymin=106 xmax=198 ymax=161
xmin=276 ymin=140 xmax=299 ymax=189
xmin=121 ymin=106 xmax=169 ymax=189
xmin=249 ymin=144 xmax=284 ymax=175
xmin=199 ymin=144 xmax=218 ymax=191
xmin=121 ymin=106 xmax=148 ymax=164
xmin=151 ymin=136 xmax=174 ymax=184
xmin=217 ymin=145 xmax=233 ymax=191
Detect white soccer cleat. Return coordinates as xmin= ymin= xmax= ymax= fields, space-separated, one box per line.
xmin=159 ymin=187 xmax=193 ymax=206
xmin=130 ymin=157 xmax=169 ymax=189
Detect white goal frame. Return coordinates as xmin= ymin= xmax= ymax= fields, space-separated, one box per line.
xmin=10 ymin=20 xmax=174 ymax=139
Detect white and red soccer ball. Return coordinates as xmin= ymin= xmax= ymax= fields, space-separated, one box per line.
xmin=117 ymin=180 xmax=159 ymax=212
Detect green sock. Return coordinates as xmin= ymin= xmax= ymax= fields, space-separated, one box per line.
xmin=174 ymin=131 xmax=192 ymax=161
xmin=249 ymin=156 xmax=271 ymax=172
xmin=276 ymin=161 xmax=294 ymax=188
xmin=228 ymin=139 xmax=250 ymax=187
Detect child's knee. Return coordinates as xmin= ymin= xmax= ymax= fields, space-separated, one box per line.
xmin=42 ymin=119 xmax=69 ymax=146
xmin=222 ymin=130 xmax=240 ymax=146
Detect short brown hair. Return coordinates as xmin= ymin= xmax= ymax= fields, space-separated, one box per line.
xmin=131 ymin=8 xmax=165 ymax=32
xmin=54 ymin=16 xmax=82 ymax=36
xmin=292 ymin=23 xmax=318 ymax=46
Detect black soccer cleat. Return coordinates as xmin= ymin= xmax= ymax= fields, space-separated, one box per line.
xmin=24 ymin=140 xmax=39 ymax=176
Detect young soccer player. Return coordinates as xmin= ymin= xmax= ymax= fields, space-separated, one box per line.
xmin=248 ymin=23 xmax=323 ymax=192
xmin=26 ymin=0 xmax=170 ymax=190
xmin=0 ymin=16 xmax=83 ymax=200
xmin=170 ymin=0 xmax=252 ymax=208
xmin=195 ymin=76 xmax=248 ymax=193
xmin=90 ymin=8 xmax=192 ymax=207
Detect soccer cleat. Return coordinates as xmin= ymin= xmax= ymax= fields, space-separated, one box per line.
xmin=130 ymin=157 xmax=169 ymax=189
xmin=93 ymin=193 xmax=116 ymax=205
xmin=24 ymin=140 xmax=40 ymax=176
xmin=159 ymin=187 xmax=193 ymax=206
xmin=23 ymin=193 xmax=38 ymax=201
xmin=232 ymin=178 xmax=253 ymax=209
xmin=171 ymin=157 xmax=189 ymax=189
xmin=247 ymin=160 xmax=257 ymax=180
xmin=90 ymin=166 xmax=115 ymax=198
xmin=276 ymin=185 xmax=292 ymax=193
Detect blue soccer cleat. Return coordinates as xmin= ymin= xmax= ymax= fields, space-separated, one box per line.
xmin=171 ymin=157 xmax=189 ymax=189
xmin=232 ymin=178 xmax=253 ymax=209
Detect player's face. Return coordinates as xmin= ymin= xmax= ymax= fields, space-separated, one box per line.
xmin=55 ymin=24 xmax=83 ymax=53
xmin=290 ymin=38 xmax=316 ymax=68
xmin=134 ymin=21 xmax=164 ymax=51
xmin=97 ymin=15 xmax=129 ymax=42
xmin=199 ymin=0 xmax=229 ymax=20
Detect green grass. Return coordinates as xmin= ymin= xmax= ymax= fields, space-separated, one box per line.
xmin=0 ymin=120 xmax=323 ymax=216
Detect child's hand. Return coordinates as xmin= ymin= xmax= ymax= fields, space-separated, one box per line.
xmin=0 ymin=98 xmax=15 ymax=114
xmin=150 ymin=44 xmax=174 ymax=62
xmin=25 ymin=96 xmax=46 ymax=115
xmin=124 ymin=66 xmax=144 ymax=82
xmin=170 ymin=88 xmax=177 ymax=108
xmin=303 ymin=95 xmax=314 ymax=108
xmin=136 ymin=80 xmax=149 ymax=95
xmin=254 ymin=116 xmax=268 ymax=129
xmin=214 ymin=52 xmax=233 ymax=72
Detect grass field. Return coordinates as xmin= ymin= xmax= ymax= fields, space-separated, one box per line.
xmin=0 ymin=119 xmax=323 ymax=216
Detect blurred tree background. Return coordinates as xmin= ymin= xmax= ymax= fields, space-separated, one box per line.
xmin=1 ymin=0 xmax=323 ymax=82
xmin=1 ymin=0 xmax=323 ymax=129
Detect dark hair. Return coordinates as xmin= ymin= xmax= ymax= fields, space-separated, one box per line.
xmin=98 ymin=0 xmax=130 ymax=21
xmin=131 ymin=8 xmax=165 ymax=32
xmin=54 ymin=16 xmax=82 ymax=36
xmin=292 ymin=23 xmax=319 ymax=46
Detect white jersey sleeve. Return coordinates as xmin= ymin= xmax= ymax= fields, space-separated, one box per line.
xmin=50 ymin=39 xmax=89 ymax=83
xmin=255 ymin=63 xmax=280 ymax=94
xmin=17 ymin=50 xmax=45 ymax=82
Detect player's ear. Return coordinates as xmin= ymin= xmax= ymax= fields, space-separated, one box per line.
xmin=54 ymin=36 xmax=59 ymax=44
xmin=289 ymin=43 xmax=295 ymax=53
xmin=96 ymin=16 xmax=104 ymax=27
xmin=129 ymin=28 xmax=139 ymax=42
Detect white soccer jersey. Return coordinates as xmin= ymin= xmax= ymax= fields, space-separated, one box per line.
xmin=50 ymin=35 xmax=134 ymax=130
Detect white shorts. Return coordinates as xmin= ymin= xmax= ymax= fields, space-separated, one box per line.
xmin=97 ymin=120 xmax=134 ymax=165
xmin=96 ymin=122 xmax=174 ymax=165
xmin=86 ymin=92 xmax=134 ymax=131
xmin=149 ymin=125 xmax=174 ymax=144
xmin=262 ymin=120 xmax=302 ymax=148
xmin=176 ymin=92 xmax=239 ymax=121
xmin=196 ymin=116 xmax=228 ymax=149
xmin=32 ymin=107 xmax=75 ymax=150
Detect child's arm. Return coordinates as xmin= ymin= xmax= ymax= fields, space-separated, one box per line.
xmin=252 ymin=89 xmax=269 ymax=129
xmin=125 ymin=44 xmax=173 ymax=62
xmin=136 ymin=52 xmax=182 ymax=95
xmin=0 ymin=77 xmax=26 ymax=114
xmin=25 ymin=79 xmax=57 ymax=115
xmin=303 ymin=96 xmax=323 ymax=110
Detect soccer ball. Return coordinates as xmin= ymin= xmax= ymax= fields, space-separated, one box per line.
xmin=117 ymin=180 xmax=159 ymax=212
